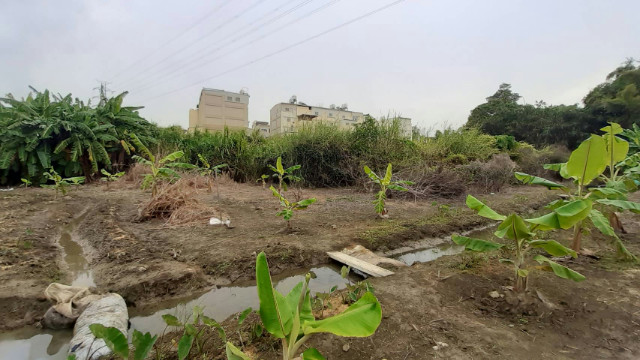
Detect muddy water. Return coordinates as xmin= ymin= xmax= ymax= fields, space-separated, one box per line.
xmin=392 ymin=226 xmax=496 ymax=266
xmin=0 ymin=225 xmax=497 ymax=359
xmin=130 ymin=264 xmax=353 ymax=335
xmin=58 ymin=210 xmax=95 ymax=287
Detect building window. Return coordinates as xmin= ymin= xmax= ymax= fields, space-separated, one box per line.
xmin=235 ymin=97 xmax=240 ymax=102
xmin=287 ymin=117 xmax=292 ymax=122
xmin=284 ymin=107 xmax=290 ymax=112
xmin=227 ymin=96 xmax=232 ymax=101
xmin=353 ymin=116 xmax=359 ymax=121
xmin=314 ymin=111 xmax=319 ymax=115
xmin=328 ymin=112 xmax=333 ymax=117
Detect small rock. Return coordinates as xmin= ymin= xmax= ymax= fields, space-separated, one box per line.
xmin=432 ymin=342 xmax=448 ymax=351
xmin=331 ymin=224 xmax=337 ymax=229
xmin=489 ymin=291 xmax=501 ymax=299
xmin=342 ymin=343 xmax=350 ymax=352
xmin=137 ymin=266 xmax=147 ymax=272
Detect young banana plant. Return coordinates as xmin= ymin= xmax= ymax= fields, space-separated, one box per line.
xmin=266 ymin=157 xmax=302 ymax=192
xmin=41 ymin=168 xmax=84 ymax=198
xmin=518 ymin=122 xmax=638 ymax=261
xmin=270 ymin=186 xmax=316 ymax=229
xmin=100 ymin=168 xmax=125 ymax=189
xmin=197 ymin=153 xmax=227 ymax=195
xmin=129 ymin=134 xmax=196 ymax=197
xmin=453 ymin=195 xmax=586 ymax=292
xmin=225 ymin=252 xmax=382 ymax=360
xmin=363 ymin=163 xmax=413 ymax=218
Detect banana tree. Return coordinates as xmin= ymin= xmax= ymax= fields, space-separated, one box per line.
xmin=363 ymin=163 xmax=413 ymax=218
xmin=225 ymin=252 xmax=382 ymax=360
xmin=270 ymin=186 xmax=316 ymax=229
xmin=130 ymin=134 xmax=196 ymax=197
xmin=517 ymin=123 xmax=638 ymax=261
xmin=453 ymin=195 xmax=586 ymax=292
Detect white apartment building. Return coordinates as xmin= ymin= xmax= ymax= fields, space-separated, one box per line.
xmin=269 ymin=98 xmax=365 ymax=136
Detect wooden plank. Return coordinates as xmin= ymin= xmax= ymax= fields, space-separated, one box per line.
xmin=327 ymin=251 xmax=395 ymax=277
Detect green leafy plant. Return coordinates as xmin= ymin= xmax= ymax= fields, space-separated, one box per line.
xmin=340 ymin=266 xmax=375 ymax=304
xmin=100 ymin=168 xmax=125 ymax=189
xmin=453 ymin=195 xmax=586 ymax=292
xmin=225 ymin=252 xmax=382 ymax=360
xmin=161 ymin=306 xmax=228 ymax=360
xmin=363 ymin=163 xmax=413 ymax=217
xmin=41 ymin=168 xmax=84 ymax=198
xmin=197 ymin=153 xmax=227 ymax=195
xmin=256 ymin=174 xmax=269 ymax=188
xmin=519 ymin=122 xmax=638 ymax=261
xmin=269 ymin=186 xmax=316 ymax=229
xmin=312 ymin=286 xmax=338 ymax=319
xmin=130 ymin=133 xmax=196 ymax=197
xmin=265 ymin=157 xmax=302 ymax=192
xmin=20 ymin=178 xmax=31 ymax=187
xmin=86 ymin=323 xmax=158 ymax=360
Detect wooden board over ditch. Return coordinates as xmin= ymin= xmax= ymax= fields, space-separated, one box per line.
xmin=326 ymin=251 xmax=395 ymax=277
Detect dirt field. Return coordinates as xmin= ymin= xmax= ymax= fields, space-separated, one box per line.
xmin=1 ymin=179 xmax=639 ymax=359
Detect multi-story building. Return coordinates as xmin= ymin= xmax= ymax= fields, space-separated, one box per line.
xmin=269 ymin=98 xmax=365 ymax=136
xmin=188 ymin=88 xmax=249 ymax=132
xmin=251 ymin=121 xmax=270 ymax=136
xmin=378 ymin=115 xmax=413 ymax=140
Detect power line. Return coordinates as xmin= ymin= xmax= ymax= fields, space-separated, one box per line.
xmin=128 ymin=0 xmax=318 ymax=93
xmin=137 ymin=0 xmax=406 ymax=103
xmin=116 ymin=0 xmax=268 ymax=88
xmin=131 ymin=0 xmax=340 ymax=94
xmin=110 ymin=1 xmax=231 ymax=81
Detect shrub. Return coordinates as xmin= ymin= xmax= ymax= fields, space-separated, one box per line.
xmin=457 ymin=153 xmax=516 ymax=193
xmin=395 ymin=165 xmax=467 ymax=199
xmin=512 ymin=142 xmax=570 ymax=178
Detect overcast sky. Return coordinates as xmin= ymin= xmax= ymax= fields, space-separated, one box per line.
xmin=1 ymin=0 xmax=638 ymax=130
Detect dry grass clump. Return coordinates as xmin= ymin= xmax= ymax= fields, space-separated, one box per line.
xmin=123 ymin=163 xmax=150 ymax=186
xmin=457 ymin=153 xmax=516 ymax=193
xmin=395 ymin=165 xmax=467 ymax=199
xmin=137 ymin=179 xmax=224 ymax=225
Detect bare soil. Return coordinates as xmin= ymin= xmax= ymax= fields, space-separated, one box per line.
xmin=1 ymin=180 xmax=639 ymax=359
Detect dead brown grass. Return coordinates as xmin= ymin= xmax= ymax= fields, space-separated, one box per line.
xmin=137 ymin=178 xmax=224 ymax=225
xmin=123 ymin=163 xmax=150 ymax=186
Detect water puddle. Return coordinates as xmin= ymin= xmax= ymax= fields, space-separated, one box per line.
xmin=58 ymin=210 xmax=95 ymax=287
xmin=0 ymin=327 xmax=71 ymax=360
xmin=391 ymin=225 xmax=496 ymax=266
xmin=397 ymin=244 xmax=466 ymax=266
xmin=129 ymin=264 xmax=352 ymax=335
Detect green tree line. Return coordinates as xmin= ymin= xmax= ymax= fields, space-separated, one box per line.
xmin=466 ymin=59 xmax=640 ymax=148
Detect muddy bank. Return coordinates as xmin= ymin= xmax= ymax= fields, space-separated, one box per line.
xmin=0 ymin=182 xmax=555 ymax=330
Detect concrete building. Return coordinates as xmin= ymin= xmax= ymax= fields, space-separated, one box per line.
xmin=269 ymin=97 xmax=365 ymax=136
xmin=188 ymin=88 xmax=249 ymax=132
xmin=251 ymin=121 xmax=270 ymax=136
xmin=379 ymin=115 xmax=413 ymax=140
